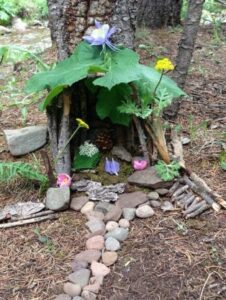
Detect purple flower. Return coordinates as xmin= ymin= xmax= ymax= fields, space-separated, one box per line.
xmin=83 ymin=20 xmax=118 ymax=51
xmin=105 ymin=158 xmax=120 ymax=175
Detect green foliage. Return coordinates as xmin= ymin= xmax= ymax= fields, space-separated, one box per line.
xmin=220 ymin=151 xmax=226 ymax=171
xmin=154 ymin=89 xmax=173 ymax=116
xmin=0 ymin=161 xmax=48 ymax=188
xmin=155 ymin=160 xmax=181 ymax=181
xmin=72 ymin=151 xmax=101 ymax=170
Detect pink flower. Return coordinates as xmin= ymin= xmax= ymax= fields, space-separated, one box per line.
xmin=133 ymin=159 xmax=148 ymax=171
xmin=57 ymin=173 xmax=72 ymax=188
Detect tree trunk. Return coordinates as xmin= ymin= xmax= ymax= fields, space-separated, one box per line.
xmin=164 ymin=0 xmax=205 ymax=119
xmin=137 ymin=0 xmax=182 ymax=28
xmin=47 ymin=0 xmax=138 ymax=174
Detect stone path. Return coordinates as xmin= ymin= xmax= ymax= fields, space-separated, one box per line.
xmin=55 ymin=186 xmax=171 ymax=300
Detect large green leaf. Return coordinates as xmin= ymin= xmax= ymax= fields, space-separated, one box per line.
xmin=39 ymin=85 xmax=67 ymax=111
xmin=93 ymin=48 xmax=141 ymax=90
xmin=96 ymin=84 xmax=132 ymax=126
xmin=137 ymin=65 xmax=186 ymax=98
xmin=25 ymin=42 xmax=104 ymax=93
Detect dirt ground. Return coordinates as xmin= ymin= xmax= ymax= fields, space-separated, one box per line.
xmin=0 ymin=25 xmax=226 ymax=300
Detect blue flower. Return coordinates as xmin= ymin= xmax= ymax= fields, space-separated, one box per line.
xmin=105 ymin=158 xmax=120 ymax=176
xmin=83 ymin=20 xmax=118 ymax=51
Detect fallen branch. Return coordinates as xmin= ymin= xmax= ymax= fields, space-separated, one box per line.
xmin=11 ymin=210 xmax=54 ymax=221
xmin=0 ymin=214 xmax=58 ymax=229
xmin=185 ymin=201 xmax=210 ymax=219
xmin=171 ymin=129 xmax=185 ymax=168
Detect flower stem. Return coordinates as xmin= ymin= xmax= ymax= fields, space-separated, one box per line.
xmin=153 ymin=70 xmax=164 ymax=96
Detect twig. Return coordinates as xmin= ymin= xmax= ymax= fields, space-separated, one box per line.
xmin=185 ymin=202 xmax=210 ymax=219
xmin=199 ymin=271 xmax=222 ymax=300
xmin=171 ymin=129 xmax=185 ymax=168
xmin=172 ymin=185 xmax=189 ymax=198
xmin=0 ymin=214 xmax=58 ymax=229
xmin=169 ymin=181 xmax=180 ymax=196
xmin=11 ymin=210 xmax=55 ymax=221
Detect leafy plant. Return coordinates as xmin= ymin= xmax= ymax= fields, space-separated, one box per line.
xmin=0 ymin=161 xmax=48 ymax=189
xmin=72 ymin=151 xmax=101 ymax=170
xmin=155 ymin=160 xmax=181 ymax=181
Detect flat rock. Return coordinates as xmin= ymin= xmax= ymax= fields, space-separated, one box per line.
xmin=128 ymin=166 xmax=173 ymax=189
xmin=102 ymin=251 xmax=118 ymax=266
xmin=85 ymin=219 xmax=105 ymax=233
xmin=111 ymin=146 xmax=132 ymax=162
xmin=81 ymin=291 xmax=96 ymax=300
xmin=75 ymin=250 xmax=101 ymax=263
xmin=70 ymin=196 xmax=89 ymax=211
xmin=150 ymin=200 xmax=161 ymax=208
xmin=71 ymin=260 xmax=88 ymax=272
xmin=155 ymin=188 xmax=169 ymax=196
xmin=81 ymin=202 xmax=95 ymax=214
xmin=63 ymin=282 xmax=81 ymax=297
xmin=105 ymin=237 xmax=121 ymax=251
xmin=85 ymin=211 xmax=104 ymax=221
xmin=136 ymin=205 xmax=155 ymax=218
xmin=83 ymin=282 xmax=100 ymax=294
xmin=122 ymin=208 xmax=136 ymax=221
xmin=68 ymin=269 xmax=90 ymax=288
xmin=117 ymin=192 xmax=148 ymax=209
xmin=105 ymin=227 xmax=128 ymax=242
xmin=161 ymin=201 xmax=175 ymax=212
xmin=119 ymin=219 xmax=130 ymax=229
xmin=148 ymin=192 xmax=159 ymax=200
xmin=106 ymin=221 xmax=119 ymax=232
xmin=4 ymin=125 xmax=47 ymax=156
xmin=45 ymin=187 xmax=70 ymax=211
xmin=104 ymin=206 xmax=122 ymax=222
xmin=91 ymin=261 xmax=110 ymax=277
xmin=55 ymin=294 xmax=72 ymax=300
xmin=86 ymin=235 xmax=104 ymax=250
xmin=94 ymin=202 xmax=115 ymax=215
xmin=89 ymin=276 xmax=104 ymax=286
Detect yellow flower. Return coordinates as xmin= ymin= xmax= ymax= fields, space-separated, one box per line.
xmin=76 ymin=118 xmax=89 ymax=129
xmin=155 ymin=58 xmax=174 ymax=72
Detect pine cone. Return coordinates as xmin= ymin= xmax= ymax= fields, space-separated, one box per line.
xmin=94 ymin=131 xmax=113 ymax=152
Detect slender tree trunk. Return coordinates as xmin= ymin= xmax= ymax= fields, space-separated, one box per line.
xmin=137 ymin=0 xmax=182 ymax=28
xmin=47 ymin=0 xmax=138 ymax=174
xmin=164 ymin=0 xmax=205 ymax=118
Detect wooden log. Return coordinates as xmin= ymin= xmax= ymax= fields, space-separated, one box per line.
xmin=185 ymin=202 xmax=210 ymax=219
xmin=171 ymin=129 xmax=185 ymax=168
xmin=0 ymin=214 xmax=58 ymax=229
xmin=172 ymin=185 xmax=189 ymax=198
xmin=169 ymin=181 xmax=180 ymax=196
xmin=11 ymin=210 xmax=54 ymax=221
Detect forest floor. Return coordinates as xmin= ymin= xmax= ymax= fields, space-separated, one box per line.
xmin=0 ymin=25 xmax=226 ymax=300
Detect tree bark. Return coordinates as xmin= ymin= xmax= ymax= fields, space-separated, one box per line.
xmin=137 ymin=0 xmax=182 ymax=28
xmin=46 ymin=0 xmax=139 ymax=174
xmin=164 ymin=0 xmax=205 ymax=118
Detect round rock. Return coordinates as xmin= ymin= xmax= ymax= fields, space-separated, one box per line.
xmin=105 ymin=227 xmax=129 ymax=242
xmin=122 ymin=208 xmax=136 ymax=221
xmin=102 ymin=251 xmax=118 ymax=266
xmin=148 ymin=192 xmax=159 ymax=200
xmin=72 ymin=297 xmax=84 ymax=300
xmin=105 ymin=237 xmax=121 ymax=251
xmin=63 ymin=282 xmax=81 ymax=297
xmin=81 ymin=202 xmax=95 ymax=214
xmin=155 ymin=188 xmax=169 ymax=196
xmin=136 ymin=205 xmax=155 ymax=218
xmin=68 ymin=269 xmax=90 ymax=288
xmin=106 ymin=221 xmax=119 ymax=232
xmin=119 ymin=219 xmax=130 ymax=229
xmin=71 ymin=260 xmax=88 ymax=272
xmin=75 ymin=250 xmax=101 ymax=264
xmin=91 ymin=261 xmax=110 ymax=277
xmin=150 ymin=200 xmax=161 ymax=208
xmin=86 ymin=235 xmax=104 ymax=251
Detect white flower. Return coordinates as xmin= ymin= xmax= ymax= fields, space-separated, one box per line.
xmin=79 ymin=141 xmax=99 ymax=157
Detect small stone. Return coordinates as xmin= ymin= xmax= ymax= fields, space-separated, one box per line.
xmin=45 ymin=187 xmax=70 ymax=211
xmin=83 ymin=282 xmax=100 ymax=294
xmin=81 ymin=202 xmax=95 ymax=214
xmin=71 ymin=260 xmax=88 ymax=272
xmin=105 ymin=227 xmax=129 ymax=242
xmin=122 ymin=208 xmax=136 ymax=221
xmin=105 ymin=237 xmax=121 ymax=251
xmin=89 ymin=276 xmax=104 ymax=286
xmin=102 ymin=251 xmax=118 ymax=266
xmin=104 ymin=206 xmax=122 ymax=222
xmin=117 ymin=192 xmax=148 ymax=209
xmin=63 ymin=282 xmax=81 ymax=297
xmin=85 ymin=229 xmax=106 ymax=239
xmin=150 ymin=200 xmax=161 ymax=208
xmin=106 ymin=221 xmax=119 ymax=232
xmin=136 ymin=205 xmax=155 ymax=218
xmin=91 ymin=261 xmax=110 ymax=277
xmin=55 ymin=294 xmax=71 ymax=300
xmin=70 ymin=196 xmax=89 ymax=211
xmin=68 ymin=269 xmax=90 ymax=288
xmin=148 ymin=192 xmax=159 ymax=200
xmin=81 ymin=291 xmax=96 ymax=300
xmin=85 ymin=211 xmax=104 ymax=221
xmin=161 ymin=201 xmax=175 ymax=212
xmin=119 ymin=219 xmax=130 ymax=229
xmin=95 ymin=202 xmax=115 ymax=215
xmin=3 ymin=125 xmax=47 ymax=156
xmin=85 ymin=219 xmax=105 ymax=233
xmin=75 ymin=250 xmax=101 ymax=264
xmin=111 ymin=145 xmax=132 ymax=162
xmin=128 ymin=166 xmax=173 ymax=189
xmin=155 ymin=188 xmax=169 ymax=196
xmin=86 ymin=235 xmax=104 ymax=250
xmin=182 ymin=137 xmax=191 ymax=145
